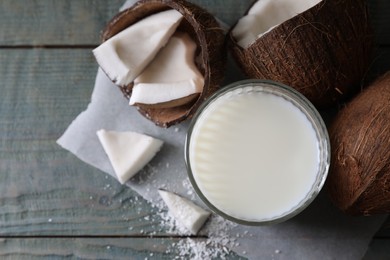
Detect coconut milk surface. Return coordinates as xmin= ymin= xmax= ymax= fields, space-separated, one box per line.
xmin=189 ymin=87 xmax=320 ymax=221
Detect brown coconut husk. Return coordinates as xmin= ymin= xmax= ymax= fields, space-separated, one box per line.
xmin=228 ymin=0 xmax=373 ymax=108
xmin=101 ymin=0 xmax=226 ymax=127
xmin=327 ymin=71 xmax=390 ymax=215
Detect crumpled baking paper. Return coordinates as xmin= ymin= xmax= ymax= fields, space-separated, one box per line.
xmin=57 ymin=1 xmax=387 ymax=259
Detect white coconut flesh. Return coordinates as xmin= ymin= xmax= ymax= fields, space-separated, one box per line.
xmin=93 ymin=9 xmax=206 ymax=108
xmin=96 ymin=129 xmax=163 ymax=184
xmin=232 ymin=0 xmax=321 ymax=48
xmin=93 ymin=9 xmax=183 ymax=86
xmin=130 ymin=32 xmax=204 ymax=106
xmin=158 ymin=189 xmax=210 ymax=235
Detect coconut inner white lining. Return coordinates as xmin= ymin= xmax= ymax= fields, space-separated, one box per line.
xmin=232 ymin=0 xmax=321 ymax=48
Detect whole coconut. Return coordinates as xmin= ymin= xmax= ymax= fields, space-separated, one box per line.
xmin=229 ymin=0 xmax=373 ymax=108
xmin=101 ymin=0 xmax=226 ymax=127
xmin=328 ymin=71 xmax=390 ymax=215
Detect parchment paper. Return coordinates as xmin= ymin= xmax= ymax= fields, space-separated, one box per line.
xmin=57 ymin=1 xmax=387 ymax=259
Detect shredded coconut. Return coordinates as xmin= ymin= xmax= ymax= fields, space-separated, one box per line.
xmin=156 ymin=200 xmax=239 ymax=259
xmin=133 ymin=164 xmax=159 ymax=184
xmin=170 ymin=216 xmax=238 ymax=259
xmin=182 ymin=178 xmax=196 ymax=200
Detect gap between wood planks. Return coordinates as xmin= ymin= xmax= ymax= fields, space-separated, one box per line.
xmin=0 ymin=235 xmax=208 ymax=239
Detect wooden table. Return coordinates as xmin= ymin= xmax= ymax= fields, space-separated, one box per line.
xmin=0 ymin=0 xmax=389 ymax=258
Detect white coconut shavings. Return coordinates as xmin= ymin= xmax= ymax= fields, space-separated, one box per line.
xmin=160 ymin=209 xmax=190 ymax=235
xmin=169 ymin=215 xmax=239 ymax=260
xmin=157 ymin=201 xmax=240 ymax=259
xmin=182 ymin=178 xmax=195 ymax=199
xmin=134 ymin=164 xmax=159 ymax=184
xmin=175 ymin=238 xmax=225 ymax=260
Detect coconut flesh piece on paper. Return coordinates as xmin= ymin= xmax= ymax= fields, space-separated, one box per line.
xmin=158 ymin=189 xmax=210 ymax=235
xmin=96 ymin=129 xmax=163 ymax=184
xmin=232 ymin=0 xmax=321 ymax=48
xmin=93 ymin=9 xmax=183 ymax=86
xmin=130 ymin=32 xmax=204 ymax=108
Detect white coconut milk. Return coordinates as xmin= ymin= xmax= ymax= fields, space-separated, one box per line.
xmin=188 ymin=85 xmax=321 ymax=222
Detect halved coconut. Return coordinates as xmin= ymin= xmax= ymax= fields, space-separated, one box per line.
xmin=100 ymin=0 xmax=226 ymax=127
xmin=229 ymin=0 xmax=373 ymax=107
xmin=327 ymin=71 xmax=390 ymax=215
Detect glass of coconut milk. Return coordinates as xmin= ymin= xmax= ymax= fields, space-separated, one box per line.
xmin=185 ymin=80 xmax=330 ymax=225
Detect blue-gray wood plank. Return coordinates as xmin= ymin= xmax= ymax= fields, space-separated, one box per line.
xmin=0 ymin=0 xmax=389 ymax=259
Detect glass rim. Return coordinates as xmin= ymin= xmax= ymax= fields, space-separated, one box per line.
xmin=184 ymin=79 xmax=330 ymax=226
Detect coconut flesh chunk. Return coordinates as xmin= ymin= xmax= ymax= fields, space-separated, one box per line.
xmin=93 ymin=9 xmax=183 ymax=86
xmin=232 ymin=0 xmax=321 ymax=48
xmin=158 ymin=189 xmax=210 ymax=235
xmin=130 ymin=32 xmax=204 ymax=107
xmin=96 ymin=129 xmax=163 ymax=184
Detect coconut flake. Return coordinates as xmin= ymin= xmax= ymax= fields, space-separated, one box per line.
xmin=93 ymin=9 xmax=183 ymax=86
xmin=232 ymin=0 xmax=321 ymax=48
xmin=158 ymin=189 xmax=210 ymax=235
xmin=130 ymin=32 xmax=204 ymax=107
xmin=96 ymin=129 xmax=163 ymax=184
xmin=130 ymin=81 xmax=201 ymax=107
xmin=163 ymin=215 xmax=239 ymax=259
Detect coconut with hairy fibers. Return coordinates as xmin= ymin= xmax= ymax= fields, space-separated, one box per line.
xmin=229 ymin=0 xmax=373 ymax=107
xmin=327 ymin=71 xmax=390 ymax=215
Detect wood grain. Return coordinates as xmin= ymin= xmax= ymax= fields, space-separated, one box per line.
xmin=0 ymin=0 xmax=389 ymax=259
xmin=0 ymin=0 xmax=388 ymax=46
xmin=0 ymin=0 xmax=123 ymax=46
xmin=0 ymin=49 xmax=169 ymax=236
xmin=0 ymin=237 xmax=245 ymax=259
xmin=0 ymin=0 xmax=253 ymax=46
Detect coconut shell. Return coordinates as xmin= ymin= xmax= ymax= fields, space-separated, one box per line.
xmin=327 ymin=71 xmax=390 ymax=215
xmin=101 ymin=0 xmax=226 ymax=127
xmin=229 ymin=0 xmax=373 ymax=108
